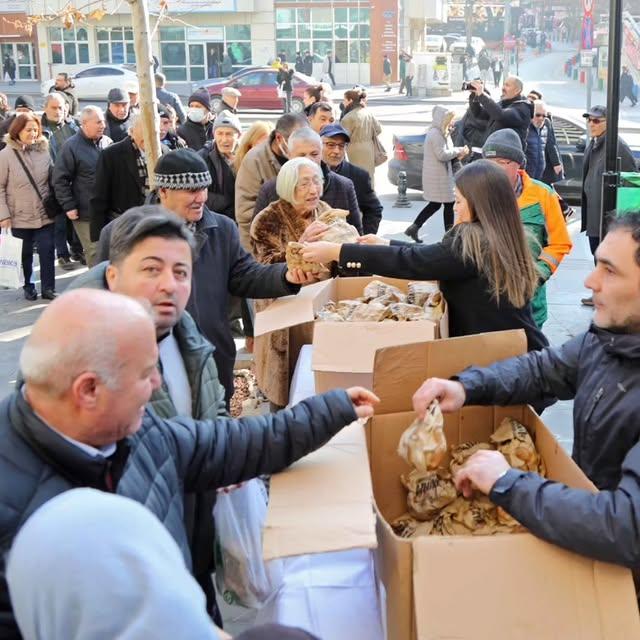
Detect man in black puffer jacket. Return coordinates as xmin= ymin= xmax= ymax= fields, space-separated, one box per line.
xmin=411 ymin=212 xmax=640 ymax=570
xmin=468 ymin=75 xmax=533 ymax=149
xmin=0 ymin=288 xmax=377 ymax=639
xmin=103 ymin=87 xmax=131 ymax=143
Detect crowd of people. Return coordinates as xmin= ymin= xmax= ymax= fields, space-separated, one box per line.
xmin=1 ymin=60 xmax=640 ymax=639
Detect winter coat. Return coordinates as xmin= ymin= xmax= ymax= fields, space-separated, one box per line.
xmin=221 ymin=54 xmax=233 ymax=76
xmin=540 ymin=119 xmax=563 ymax=185
xmin=303 ymin=55 xmax=314 ymax=76
xmin=254 ymin=161 xmax=363 ymax=233
xmin=214 ymin=100 xmax=238 ymax=118
xmin=525 ymin=122 xmax=547 ymax=180
xmin=53 ymin=130 xmax=112 ymax=221
xmin=295 ymin=55 xmax=304 ymax=72
xmin=457 ymin=325 xmax=640 ymax=568
xmin=322 ymin=56 xmax=332 ymax=75
xmin=197 ymin=141 xmax=236 ymax=220
xmin=339 ymin=226 xmax=548 ymax=353
xmin=156 ymin=86 xmax=187 ymax=124
xmin=383 ymin=58 xmax=392 ymax=75
xmin=476 ymin=92 xmax=534 ymax=148
xmin=40 ymin=114 xmax=79 ymax=162
xmin=177 ymin=119 xmax=213 ymax=152
xmin=250 ymin=198 xmax=332 ymax=406
xmin=517 ymin=170 xmax=572 ymax=327
xmin=334 ymin=159 xmax=383 ymax=234
xmin=104 ymin=109 xmax=130 ymax=144
xmin=0 ymin=136 xmax=53 ymax=230
xmin=235 ymin=137 xmax=284 ymax=250
xmin=581 ymin=134 xmax=637 ymax=237
xmin=422 ymin=106 xmax=464 ymax=203
xmin=89 ymin=136 xmax=150 ymax=241
xmin=96 ymin=207 xmax=299 ymax=402
xmin=621 ymin=70 xmax=634 ymax=96
xmin=341 ymin=105 xmax=383 ymax=185
xmin=49 ymin=86 xmax=78 ymax=117
xmin=0 ymin=385 xmax=358 ymax=638
xmin=160 ymin=131 xmax=187 ymax=151
xmin=277 ymin=68 xmax=294 ymax=92
xmin=458 ymin=92 xmax=491 ymax=149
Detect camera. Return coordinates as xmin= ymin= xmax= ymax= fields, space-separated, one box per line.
xmin=461 ymin=82 xmax=473 ymax=90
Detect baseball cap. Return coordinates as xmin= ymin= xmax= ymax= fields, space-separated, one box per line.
xmin=319 ymin=123 xmax=351 ymax=142
xmin=583 ymin=105 xmax=606 ymax=119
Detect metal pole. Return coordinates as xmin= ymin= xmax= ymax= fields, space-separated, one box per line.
xmin=503 ymin=0 xmax=512 ymax=78
xmin=601 ymin=0 xmax=622 ymax=238
xmin=586 ymin=61 xmax=592 ymax=143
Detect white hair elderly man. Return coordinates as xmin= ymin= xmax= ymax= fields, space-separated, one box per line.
xmin=254 ymin=127 xmax=363 ymax=232
xmin=216 ymin=86 xmax=241 ymax=116
xmin=0 ymin=287 xmax=378 ymax=638
xmin=89 ymin=112 xmax=166 ymax=245
xmin=52 ymin=105 xmax=112 ymax=266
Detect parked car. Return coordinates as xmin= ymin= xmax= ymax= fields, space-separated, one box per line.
xmin=191 ymin=65 xmax=255 ymax=93
xmin=425 ymin=35 xmax=447 ymax=52
xmin=200 ymin=67 xmax=315 ymax=113
xmin=387 ymin=116 xmax=640 ymax=206
xmin=40 ymin=64 xmax=138 ymax=100
xmin=449 ymin=37 xmax=486 ymax=56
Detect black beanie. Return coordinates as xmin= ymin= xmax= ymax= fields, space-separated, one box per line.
xmin=187 ymin=92 xmax=210 ymax=112
xmin=154 ymin=149 xmax=212 ymax=190
xmin=14 ymin=95 xmax=35 ymax=111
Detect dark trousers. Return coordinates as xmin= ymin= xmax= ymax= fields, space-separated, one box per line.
xmin=54 ymin=215 xmax=83 ymax=258
xmin=282 ymin=91 xmax=292 ymax=113
xmin=12 ymin=224 xmax=56 ymax=292
xmin=493 ymin=71 xmax=502 ymax=86
xmin=413 ymin=201 xmax=455 ymax=231
xmin=326 ymin=71 xmax=336 ymax=86
xmin=399 ymin=76 xmax=406 ymax=93
xmin=406 ymin=76 xmax=414 ymax=97
xmin=588 ymin=234 xmax=600 ymax=264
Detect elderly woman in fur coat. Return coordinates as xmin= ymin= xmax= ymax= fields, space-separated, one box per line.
xmin=0 ymin=112 xmax=56 ymax=301
xmin=250 ymin=157 xmax=331 ymax=407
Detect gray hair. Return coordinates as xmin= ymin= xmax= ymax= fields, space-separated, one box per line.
xmin=533 ymin=100 xmax=546 ymax=114
xmin=288 ymin=127 xmax=322 ymax=151
xmin=80 ymin=105 xmax=104 ymax=123
xmin=109 ymin=205 xmax=196 ymax=265
xmin=127 ymin=111 xmax=144 ymax=132
xmin=20 ymin=333 xmax=122 ymax=396
xmin=44 ymin=92 xmax=65 ymax=108
xmin=276 ymin=157 xmax=323 ymax=205
xmin=508 ymin=75 xmax=524 ymax=92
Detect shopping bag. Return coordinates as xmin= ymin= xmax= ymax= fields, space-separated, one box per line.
xmin=214 ymin=478 xmax=282 ymax=608
xmin=373 ymin=135 xmax=388 ymax=166
xmin=277 ymin=84 xmax=286 ymax=99
xmin=0 ymin=229 xmax=23 ymax=289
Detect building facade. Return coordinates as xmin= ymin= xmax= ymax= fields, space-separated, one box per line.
xmin=1 ymin=2 xmax=39 ymax=80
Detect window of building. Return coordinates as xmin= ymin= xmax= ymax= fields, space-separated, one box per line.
xmin=48 ymin=26 xmax=89 ymax=65
xmin=0 ymin=42 xmax=37 ymax=79
xmin=96 ymin=27 xmax=135 ymax=64
xmin=275 ymin=6 xmax=371 ymax=64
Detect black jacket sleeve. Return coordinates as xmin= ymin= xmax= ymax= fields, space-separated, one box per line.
xmin=456 ymin=333 xmax=584 ymax=407
xmin=620 ymin=139 xmax=638 ymax=172
xmin=222 ymin=215 xmax=299 ymax=299
xmin=88 ymin=149 xmax=112 ymax=241
xmin=477 ymin=94 xmax=531 ymax=131
xmin=490 ymin=442 xmax=640 ymax=567
xmin=339 ymin=237 xmax=476 ymax=281
xmin=357 ymin=173 xmax=383 ymax=235
xmin=545 ymin=121 xmax=562 ymax=168
xmin=96 ymin=222 xmax=114 ymax=263
xmin=344 ymin=181 xmax=363 ymax=234
xmin=52 ymin=140 xmax=78 ymax=212
xmin=254 ymin=180 xmax=276 ymax=218
xmin=168 ymin=389 xmax=357 ymax=492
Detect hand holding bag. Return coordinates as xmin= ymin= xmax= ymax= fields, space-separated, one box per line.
xmin=12 ymin=150 xmax=63 ymax=219
xmin=0 ymin=228 xmax=23 ymax=289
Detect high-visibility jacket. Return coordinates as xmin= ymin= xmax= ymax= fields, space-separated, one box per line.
xmin=517 ymin=169 xmax=572 ymax=327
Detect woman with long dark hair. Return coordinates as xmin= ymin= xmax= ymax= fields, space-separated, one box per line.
xmin=303 ymin=160 xmax=547 ymax=352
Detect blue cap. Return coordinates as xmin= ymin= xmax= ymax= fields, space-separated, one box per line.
xmin=319 ymin=123 xmax=351 ymax=142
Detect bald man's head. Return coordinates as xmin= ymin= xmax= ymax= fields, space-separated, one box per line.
xmin=20 ymin=290 xmax=160 ymax=446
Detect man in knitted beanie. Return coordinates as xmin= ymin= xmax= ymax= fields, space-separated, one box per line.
xmin=482 ymin=129 xmax=572 ymax=327
xmin=178 ymin=91 xmax=213 ymax=151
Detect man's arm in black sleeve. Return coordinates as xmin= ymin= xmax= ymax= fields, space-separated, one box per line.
xmin=476 ymin=93 xmax=530 ymax=130
xmin=358 ymin=173 xmax=383 ymax=235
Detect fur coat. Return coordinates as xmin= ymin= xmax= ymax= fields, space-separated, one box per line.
xmin=250 ymin=198 xmax=331 ymax=406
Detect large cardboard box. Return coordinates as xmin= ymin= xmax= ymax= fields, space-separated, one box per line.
xmin=254 ymin=276 xmax=448 ymax=393
xmin=369 ymin=332 xmax=640 ymax=640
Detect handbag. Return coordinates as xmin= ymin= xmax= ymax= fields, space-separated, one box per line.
xmin=373 ymin=135 xmax=388 ymax=167
xmin=12 ymin=150 xmax=63 ymax=219
xmin=277 ymin=83 xmax=286 ymax=99
xmin=0 ymin=229 xmax=23 ymax=289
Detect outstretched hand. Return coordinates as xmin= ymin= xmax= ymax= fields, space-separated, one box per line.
xmin=412 ymin=378 xmax=466 ymax=419
xmin=346 ymin=387 xmax=380 ymax=419
xmin=301 ymin=241 xmax=341 ymax=264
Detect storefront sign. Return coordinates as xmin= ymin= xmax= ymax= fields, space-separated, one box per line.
xmin=151 ymin=0 xmax=236 ymax=11
xmin=580 ymin=49 xmax=595 ymax=67
xmin=187 ymin=27 xmax=225 ymax=41
xmin=381 ymin=9 xmax=397 ymax=54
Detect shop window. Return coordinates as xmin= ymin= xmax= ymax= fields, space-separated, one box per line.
xmin=96 ymin=27 xmax=135 ymax=64
xmin=48 ymin=26 xmax=89 ymax=65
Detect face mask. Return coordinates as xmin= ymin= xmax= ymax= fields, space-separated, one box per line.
xmin=188 ymin=108 xmax=206 ymax=124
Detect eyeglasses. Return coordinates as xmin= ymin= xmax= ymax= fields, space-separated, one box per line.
xmin=323 ymin=141 xmax=348 ymax=150
xmin=296 ymin=178 xmax=323 ymax=190
xmin=534 ymin=113 xmax=546 ymax=118
xmin=587 ymin=117 xmax=605 ymax=124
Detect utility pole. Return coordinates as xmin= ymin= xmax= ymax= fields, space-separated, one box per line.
xmin=465 ymin=0 xmax=473 ymax=50
xmin=503 ymin=0 xmax=512 ymax=77
xmin=127 ymin=0 xmax=162 ymax=186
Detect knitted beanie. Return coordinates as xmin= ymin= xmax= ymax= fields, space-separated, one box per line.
xmin=187 ymin=92 xmax=211 ymax=112
xmin=154 ymin=149 xmax=212 ymax=190
xmin=482 ymin=129 xmax=526 ymax=166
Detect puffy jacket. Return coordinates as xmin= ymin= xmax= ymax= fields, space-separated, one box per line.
xmin=517 ymin=170 xmax=572 ymax=327
xmin=52 ymin=130 xmax=111 ymax=221
xmin=40 ymin=115 xmax=79 ymax=162
xmin=177 ymin=119 xmax=213 ymax=152
xmin=104 ymin=108 xmax=130 ymax=143
xmin=198 ymin=140 xmax=236 ymax=220
xmin=476 ymin=93 xmax=533 ymax=149
xmin=0 ymin=387 xmax=357 ymax=638
xmin=456 ymin=325 xmax=640 ymax=568
xmin=525 ymin=123 xmax=546 ymax=180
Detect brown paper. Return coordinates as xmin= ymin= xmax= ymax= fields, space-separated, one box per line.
xmin=449 ymin=441 xmax=494 ymax=476
xmin=286 ymin=242 xmax=324 ymax=274
xmin=397 ymin=401 xmax=447 ymax=472
xmin=406 ymin=281 xmax=439 ymax=306
xmin=402 ymin=468 xmax=458 ymax=520
xmin=362 ymin=279 xmax=405 ymax=302
xmin=491 ymin=417 xmax=547 ymax=475
xmin=423 ymin=291 xmax=446 ymax=322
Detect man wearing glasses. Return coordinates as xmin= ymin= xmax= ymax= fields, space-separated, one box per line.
xmin=525 ymin=101 xmax=563 ymax=182
xmin=580 ymin=105 xmax=637 ymax=306
xmin=320 ymin=123 xmax=383 ymax=234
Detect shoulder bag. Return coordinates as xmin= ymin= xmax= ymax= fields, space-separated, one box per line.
xmin=12 ymin=150 xmax=62 ymax=219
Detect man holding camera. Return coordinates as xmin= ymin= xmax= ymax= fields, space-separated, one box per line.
xmin=468 ymin=75 xmax=533 ymax=148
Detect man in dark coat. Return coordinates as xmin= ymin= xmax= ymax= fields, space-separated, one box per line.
xmin=411 ymin=212 xmax=640 ymax=571
xmin=198 ymin=111 xmax=241 ymax=220
xmin=214 ymin=87 xmax=241 ymax=118
xmin=178 ymin=92 xmax=214 ymax=151
xmin=469 ymin=75 xmax=533 ymax=148
xmin=320 ymin=123 xmax=383 ymax=234
xmin=580 ymin=105 xmax=637 ymax=305
xmin=0 ymin=286 xmax=376 ymax=638
xmin=96 ymin=150 xmax=320 ymax=402
xmin=303 ymin=50 xmax=314 ymax=76
xmin=48 ymin=72 xmax=78 ymax=117
xmin=254 ymin=127 xmax=363 ymax=233
xmin=104 ymin=87 xmax=131 ymax=143
xmin=155 ymin=72 xmax=186 ymax=124
xmin=620 ymin=66 xmax=637 ymax=106
xmin=295 ymin=51 xmax=304 ymax=73
xmin=89 ymin=114 xmax=164 ymax=242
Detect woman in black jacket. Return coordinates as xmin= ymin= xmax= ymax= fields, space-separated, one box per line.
xmin=302 ymin=160 xmax=548 ymax=352
xmin=277 ymin=63 xmax=295 ymax=114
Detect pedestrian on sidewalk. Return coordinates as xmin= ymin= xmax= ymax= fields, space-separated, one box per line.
xmin=3 ymin=54 xmax=16 ymax=85
xmin=405 ymin=106 xmax=469 ymax=241
xmin=383 ymin=54 xmax=392 ymax=92
xmin=620 ymin=66 xmax=637 ymax=107
xmin=491 ymin=56 xmax=503 ymax=87
xmin=478 ymin=50 xmax=492 ymax=85
xmin=277 ymin=63 xmax=294 ymax=114
xmin=405 ymin=56 xmax=416 ymax=97
xmin=398 ymin=52 xmax=407 ymax=94
xmin=322 ymin=51 xmax=336 ymax=87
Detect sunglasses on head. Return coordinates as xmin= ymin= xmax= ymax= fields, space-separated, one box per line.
xmin=587 ymin=117 xmax=605 ymax=124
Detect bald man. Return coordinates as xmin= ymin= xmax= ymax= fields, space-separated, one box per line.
xmin=0 ymin=288 xmax=378 ymax=639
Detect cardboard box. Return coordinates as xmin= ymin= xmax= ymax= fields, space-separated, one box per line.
xmin=254 ymin=277 xmax=449 ymax=393
xmin=369 ymin=332 xmax=640 ymax=640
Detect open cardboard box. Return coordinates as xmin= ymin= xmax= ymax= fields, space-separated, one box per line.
xmin=369 ymin=331 xmax=640 ymax=640
xmin=254 ymin=276 xmax=448 ymax=393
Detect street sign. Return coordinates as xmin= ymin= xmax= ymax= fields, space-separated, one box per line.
xmin=582 ymin=14 xmax=594 ymax=49
xmin=580 ymin=49 xmax=595 ymax=67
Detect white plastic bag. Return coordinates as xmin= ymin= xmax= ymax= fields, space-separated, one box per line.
xmin=214 ymin=478 xmax=280 ymax=608
xmin=0 ymin=229 xmax=23 ymax=289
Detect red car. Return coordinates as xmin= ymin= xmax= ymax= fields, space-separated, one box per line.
xmin=201 ymin=67 xmax=315 ymax=113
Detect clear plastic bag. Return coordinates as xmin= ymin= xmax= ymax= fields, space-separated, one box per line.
xmin=214 ymin=479 xmax=280 ymax=608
